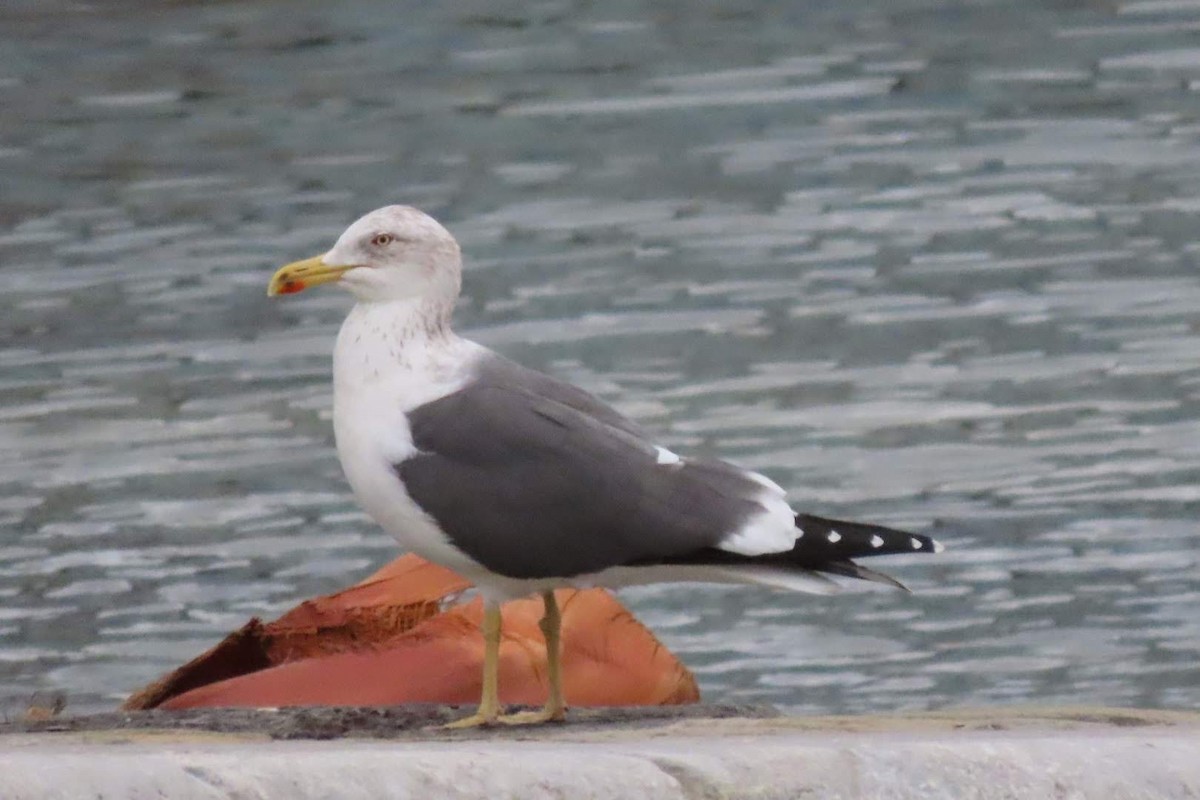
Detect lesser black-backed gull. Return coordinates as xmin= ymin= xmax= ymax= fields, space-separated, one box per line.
xmin=267 ymin=205 xmax=942 ymax=727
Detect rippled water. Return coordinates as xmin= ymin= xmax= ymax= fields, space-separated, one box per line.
xmin=2 ymin=0 xmax=1199 ymax=715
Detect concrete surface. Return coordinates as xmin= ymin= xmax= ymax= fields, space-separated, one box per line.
xmin=1 ymin=707 xmax=1199 ymax=799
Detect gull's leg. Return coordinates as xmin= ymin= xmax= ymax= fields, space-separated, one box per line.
xmin=500 ymin=590 xmax=567 ymax=725
xmin=445 ymin=599 xmax=503 ymax=728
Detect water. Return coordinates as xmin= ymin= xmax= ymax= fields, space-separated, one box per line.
xmin=1 ymin=0 xmax=1199 ymax=715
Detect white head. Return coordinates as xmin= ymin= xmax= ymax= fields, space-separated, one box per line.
xmin=268 ymin=205 xmax=462 ymax=307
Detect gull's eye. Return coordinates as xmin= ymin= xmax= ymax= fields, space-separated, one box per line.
xmin=370 ymin=233 xmax=394 ymax=247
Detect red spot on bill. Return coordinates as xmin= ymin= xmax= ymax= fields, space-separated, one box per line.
xmin=278 ymin=280 xmax=306 ymax=295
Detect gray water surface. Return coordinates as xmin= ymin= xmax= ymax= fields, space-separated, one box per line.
xmin=1 ymin=0 xmax=1198 ymax=715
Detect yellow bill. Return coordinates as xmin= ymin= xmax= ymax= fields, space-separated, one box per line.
xmin=267 ymin=255 xmax=357 ymax=297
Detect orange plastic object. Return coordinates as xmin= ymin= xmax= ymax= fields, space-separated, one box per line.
xmin=125 ymin=554 xmax=698 ymax=710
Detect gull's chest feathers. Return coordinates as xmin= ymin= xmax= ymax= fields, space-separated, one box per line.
xmin=331 ymin=301 xmax=484 ymax=573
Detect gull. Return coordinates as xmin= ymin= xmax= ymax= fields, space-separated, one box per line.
xmin=268 ymin=205 xmax=941 ymax=727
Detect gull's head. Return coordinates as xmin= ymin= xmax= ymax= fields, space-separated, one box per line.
xmin=268 ymin=205 xmax=462 ymax=304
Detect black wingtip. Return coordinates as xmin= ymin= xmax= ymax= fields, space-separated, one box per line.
xmin=627 ymin=512 xmax=942 ymax=593
xmin=794 ymin=513 xmax=942 ymax=561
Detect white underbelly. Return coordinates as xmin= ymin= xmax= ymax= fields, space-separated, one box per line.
xmin=328 ymin=305 xmax=549 ymax=595
xmin=333 ymin=393 xmax=485 ymax=579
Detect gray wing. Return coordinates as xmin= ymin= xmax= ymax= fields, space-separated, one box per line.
xmin=468 ymin=353 xmax=650 ymax=440
xmin=397 ymin=354 xmax=767 ymax=579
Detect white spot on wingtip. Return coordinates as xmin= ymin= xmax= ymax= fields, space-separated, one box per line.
xmin=932 ymin=539 xmax=945 ymax=553
xmin=654 ymin=446 xmax=681 ymax=466
xmin=910 ymin=537 xmax=923 ymax=550
xmin=870 ymin=534 xmax=884 ymax=548
xmin=827 ymin=530 xmax=841 ymax=544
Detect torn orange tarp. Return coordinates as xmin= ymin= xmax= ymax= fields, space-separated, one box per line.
xmin=125 ymin=554 xmax=698 ymax=710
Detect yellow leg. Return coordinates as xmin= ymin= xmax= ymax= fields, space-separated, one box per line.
xmin=500 ymin=590 xmax=567 ymax=725
xmin=445 ymin=600 xmax=503 ymax=728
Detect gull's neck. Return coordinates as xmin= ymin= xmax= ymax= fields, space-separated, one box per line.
xmin=333 ymin=296 xmax=479 ymax=409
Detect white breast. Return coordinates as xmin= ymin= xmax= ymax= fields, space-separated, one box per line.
xmin=331 ymin=301 xmax=489 ymax=579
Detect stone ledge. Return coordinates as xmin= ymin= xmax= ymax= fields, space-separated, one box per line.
xmin=2 ymin=707 xmax=1198 ymax=800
